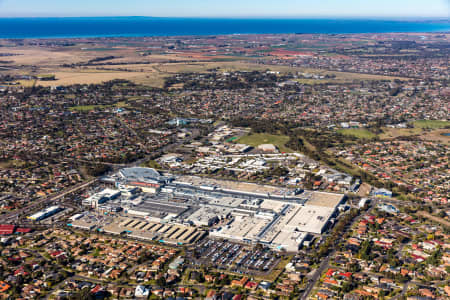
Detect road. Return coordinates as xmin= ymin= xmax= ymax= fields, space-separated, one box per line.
xmin=416 ymin=211 xmax=450 ymax=227
xmin=45 ymin=273 xmax=208 ymax=299
xmin=300 ymin=255 xmax=331 ymax=300
xmin=300 ymin=208 xmax=370 ymax=299
xmin=0 ymin=178 xmax=97 ymax=223
xmin=391 ymin=281 xmax=410 ymax=300
xmin=0 ymin=144 xmax=166 ymax=225
xmin=299 ymin=199 xmax=446 ymax=300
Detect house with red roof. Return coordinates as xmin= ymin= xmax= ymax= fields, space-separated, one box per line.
xmin=91 ymin=285 xmax=103 ymax=294
xmin=0 ymin=224 xmax=15 ymax=235
xmin=338 ymin=272 xmax=352 ymax=280
xmin=323 ymin=278 xmax=340 ymax=287
xmin=16 ymin=227 xmax=32 ymax=233
xmin=245 ymin=281 xmax=258 ymax=290
xmin=325 ymin=268 xmax=336 ymax=277
xmin=14 ymin=267 xmax=29 ymax=276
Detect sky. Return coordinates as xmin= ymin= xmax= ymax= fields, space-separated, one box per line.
xmin=0 ymin=0 xmax=448 ymax=18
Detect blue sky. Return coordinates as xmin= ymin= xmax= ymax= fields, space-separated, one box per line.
xmin=0 ymin=0 xmax=448 ymax=18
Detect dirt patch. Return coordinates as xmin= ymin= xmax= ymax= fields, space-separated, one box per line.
xmin=357 ymin=183 xmax=372 ymax=197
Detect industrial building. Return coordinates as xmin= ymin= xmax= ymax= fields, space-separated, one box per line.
xmin=0 ymin=225 xmax=32 ymax=235
xmin=186 ymin=206 xmax=232 ymax=226
xmin=82 ymin=188 xmax=121 ymax=208
xmin=87 ymin=167 xmax=345 ymax=252
xmin=0 ymin=224 xmax=15 ymax=235
xmin=27 ymin=206 xmax=62 ymax=221
xmin=372 ymin=188 xmax=393 ymax=198
xmin=69 ymin=213 xmax=205 ymax=245
xmin=107 ymin=217 xmax=206 ymax=245
xmin=210 ymin=199 xmax=339 ymax=252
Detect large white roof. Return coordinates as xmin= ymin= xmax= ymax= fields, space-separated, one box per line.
xmin=119 ymin=167 xmax=164 ymax=181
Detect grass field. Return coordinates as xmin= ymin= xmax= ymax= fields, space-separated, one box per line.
xmin=141 ymin=160 xmax=161 ymax=170
xmin=69 ymin=101 xmax=129 ymax=112
xmin=69 ymin=105 xmax=110 ymax=112
xmin=379 ymin=127 xmax=423 ymax=139
xmin=236 ymin=133 xmax=292 ymax=153
xmin=380 ymin=126 xmax=450 ymax=145
xmin=82 ymin=48 xmax=122 ymax=51
xmin=0 ymin=159 xmax=27 ymax=169
xmin=337 ymin=128 xmax=377 ymax=139
xmin=385 ymin=128 xmax=449 ymax=144
xmin=412 ymin=120 xmax=450 ymax=129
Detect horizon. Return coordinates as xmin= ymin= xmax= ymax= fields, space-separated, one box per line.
xmin=0 ymin=0 xmax=448 ymax=18
xmin=0 ymin=16 xmax=449 ymax=21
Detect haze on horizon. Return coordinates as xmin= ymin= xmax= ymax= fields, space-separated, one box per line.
xmin=0 ymin=0 xmax=449 ymax=18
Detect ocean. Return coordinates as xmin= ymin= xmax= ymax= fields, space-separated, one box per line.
xmin=0 ymin=17 xmax=449 ymax=39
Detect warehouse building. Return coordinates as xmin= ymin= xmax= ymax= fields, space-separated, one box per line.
xmin=186 ymin=206 xmax=232 ymax=226
xmin=210 ymin=194 xmax=341 ymax=252
xmin=27 ymin=206 xmax=62 ymax=221
xmin=83 ymin=167 xmax=345 ymax=252
xmin=100 ymin=217 xmax=206 ymax=245
xmin=82 ymin=188 xmax=121 ymax=208
xmin=0 ymin=224 xmax=15 ymax=235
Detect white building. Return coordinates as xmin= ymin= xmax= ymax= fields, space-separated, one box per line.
xmin=258 ymin=144 xmax=278 ymax=153
xmin=27 ymin=206 xmax=62 ymax=221
xmin=135 ymin=285 xmax=150 ymax=297
xmin=358 ymin=198 xmax=369 ymax=208
xmin=82 ymin=188 xmax=121 ymax=208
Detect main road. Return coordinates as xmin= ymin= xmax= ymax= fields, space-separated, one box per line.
xmin=300 ymin=207 xmax=370 ymax=300
xmin=0 ymin=178 xmax=97 ymax=223
xmin=0 ymin=143 xmax=172 ymax=224
xmin=300 ymin=255 xmax=332 ymax=300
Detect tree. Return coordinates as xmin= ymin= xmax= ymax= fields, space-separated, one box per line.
xmin=358 ymin=240 xmax=373 ymax=260
xmin=426 ymin=248 xmax=442 ymax=266
xmin=341 ymin=281 xmax=355 ymax=293
xmin=156 ymin=276 xmax=166 ymax=286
